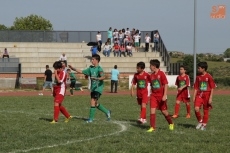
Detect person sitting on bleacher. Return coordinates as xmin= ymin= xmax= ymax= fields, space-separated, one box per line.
xmin=2 ymin=48 xmax=9 ymax=58
xmin=126 ymin=43 xmax=133 ymax=57
xmin=103 ymin=42 xmax=112 ymax=57
xmin=120 ymin=43 xmax=126 ymax=57
xmin=113 ymin=43 xmax=120 ymax=57
xmin=59 ymin=53 xmax=67 ymax=66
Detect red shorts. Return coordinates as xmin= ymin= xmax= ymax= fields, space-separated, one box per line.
xmin=53 ymin=86 xmax=65 ymax=103
xmin=194 ymin=92 xmax=212 ymax=110
xmin=54 ymin=94 xmax=64 ymax=103
xmin=176 ymin=95 xmax=190 ymax=103
xmin=137 ymin=96 xmax=149 ymax=105
xmin=150 ymin=96 xmax=167 ymax=110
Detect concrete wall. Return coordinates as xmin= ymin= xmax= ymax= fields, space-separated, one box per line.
xmin=0 ymin=78 xmax=17 ymax=89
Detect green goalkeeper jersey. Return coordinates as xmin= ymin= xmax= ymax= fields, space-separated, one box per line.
xmin=69 ymin=72 xmax=77 ymax=82
xmin=82 ymin=65 xmax=104 ymax=94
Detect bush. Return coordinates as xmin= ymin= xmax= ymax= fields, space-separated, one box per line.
xmin=214 ymin=77 xmax=230 ymax=86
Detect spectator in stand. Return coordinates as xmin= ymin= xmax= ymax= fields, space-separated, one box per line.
xmin=107 ymin=27 xmax=113 ymax=45
xmin=125 ymin=28 xmax=130 ymax=37
xmin=154 ymin=31 xmax=159 ymax=51
xmin=113 ymin=43 xmax=120 ymax=57
xmin=122 ymin=28 xmax=126 ymax=40
xmin=106 ymin=38 xmax=111 ymax=45
xmin=145 ymin=33 xmax=151 ymax=52
xmin=114 ymin=38 xmax=120 ymax=45
xmin=113 ymin=29 xmax=119 ymax=43
xmin=118 ymin=30 xmax=124 ymax=45
xmin=96 ymin=31 xmax=102 ymax=52
xmin=120 ymin=43 xmax=126 ymax=57
xmin=39 ymin=65 xmax=53 ymax=96
xmin=124 ymin=35 xmax=130 ymax=46
xmin=131 ymin=28 xmax=136 ymax=43
xmin=133 ymin=32 xmax=141 ymax=52
xmin=91 ymin=45 xmax=98 ymax=56
xmin=59 ymin=53 xmax=67 ymax=66
xmin=111 ymin=65 xmax=119 ymax=93
xmin=137 ymin=29 xmax=141 ymax=47
xmin=2 ymin=48 xmax=9 ymax=58
xmin=126 ymin=43 xmax=133 ymax=57
xmin=103 ymin=42 xmax=112 ymax=57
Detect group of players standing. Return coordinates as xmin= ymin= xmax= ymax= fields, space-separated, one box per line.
xmin=50 ymin=54 xmax=111 ymax=124
xmin=50 ymin=54 xmax=215 ymax=132
xmin=131 ymin=60 xmax=215 ymax=132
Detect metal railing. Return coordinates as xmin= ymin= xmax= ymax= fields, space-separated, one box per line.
xmin=0 ymin=30 xmax=154 ymax=43
xmin=153 ymin=30 xmax=170 ymax=72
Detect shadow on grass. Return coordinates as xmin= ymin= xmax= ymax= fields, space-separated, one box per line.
xmin=39 ymin=118 xmax=53 ymax=122
xmin=119 ymin=119 xmax=149 ymax=129
xmin=72 ymin=116 xmax=88 ymax=121
xmin=130 ymin=123 xmax=149 ymax=129
xmin=177 ymin=123 xmax=196 ymax=128
xmin=39 ymin=116 xmax=88 ymax=122
xmin=119 ymin=119 xmax=138 ymax=123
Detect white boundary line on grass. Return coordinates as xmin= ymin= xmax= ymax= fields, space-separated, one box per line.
xmin=0 ymin=110 xmax=128 ymax=153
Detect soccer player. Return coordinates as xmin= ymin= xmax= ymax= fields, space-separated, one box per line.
xmin=131 ymin=62 xmax=150 ymax=124
xmin=68 ymin=54 xmax=111 ymax=123
xmin=67 ymin=69 xmax=77 ymax=96
xmin=147 ymin=59 xmax=174 ymax=132
xmin=194 ymin=62 xmax=215 ymax=130
xmin=50 ymin=61 xmax=72 ymax=123
xmin=172 ymin=65 xmax=191 ymax=119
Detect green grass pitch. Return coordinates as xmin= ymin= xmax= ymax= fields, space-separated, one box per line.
xmin=0 ymin=95 xmax=229 ymax=153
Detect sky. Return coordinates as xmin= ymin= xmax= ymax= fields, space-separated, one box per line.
xmin=0 ymin=0 xmax=229 ymax=54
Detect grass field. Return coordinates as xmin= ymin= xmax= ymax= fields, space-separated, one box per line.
xmin=1 ymin=95 xmax=230 ymax=153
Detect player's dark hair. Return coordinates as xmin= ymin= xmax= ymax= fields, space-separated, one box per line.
xmin=114 ymin=65 xmax=117 ymax=69
xmin=92 ymin=54 xmax=100 ymax=62
xmin=137 ymin=62 xmax=145 ymax=69
xmin=46 ymin=65 xmax=49 ymax=68
xmin=150 ymin=59 xmax=160 ymax=68
xmin=53 ymin=61 xmax=62 ymax=69
xmin=67 ymin=69 xmax=71 ymax=71
xmin=180 ymin=65 xmax=187 ymax=71
xmin=197 ymin=62 xmax=208 ymax=71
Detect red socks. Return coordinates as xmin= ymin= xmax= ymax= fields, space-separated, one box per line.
xmin=60 ymin=106 xmax=70 ymax=118
xmin=195 ymin=111 xmax=202 ymax=122
xmin=174 ymin=103 xmax=180 ymax=115
xmin=54 ymin=106 xmax=60 ymax=121
xmin=54 ymin=105 xmax=70 ymax=121
xmin=186 ymin=104 xmax=190 ymax=115
xmin=165 ymin=115 xmax=173 ymax=124
xmin=150 ymin=114 xmax=173 ymax=129
xmin=150 ymin=114 xmax=156 ymax=128
xmin=140 ymin=107 xmax=146 ymax=119
xmin=203 ymin=110 xmax=209 ymax=124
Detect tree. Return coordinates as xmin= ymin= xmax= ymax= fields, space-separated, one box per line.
xmin=224 ymin=48 xmax=230 ymax=58
xmin=180 ymin=55 xmax=201 ymax=85
xmin=0 ymin=24 xmax=8 ymax=30
xmin=12 ymin=14 xmax=53 ymax=30
xmin=197 ymin=53 xmax=204 ymax=58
